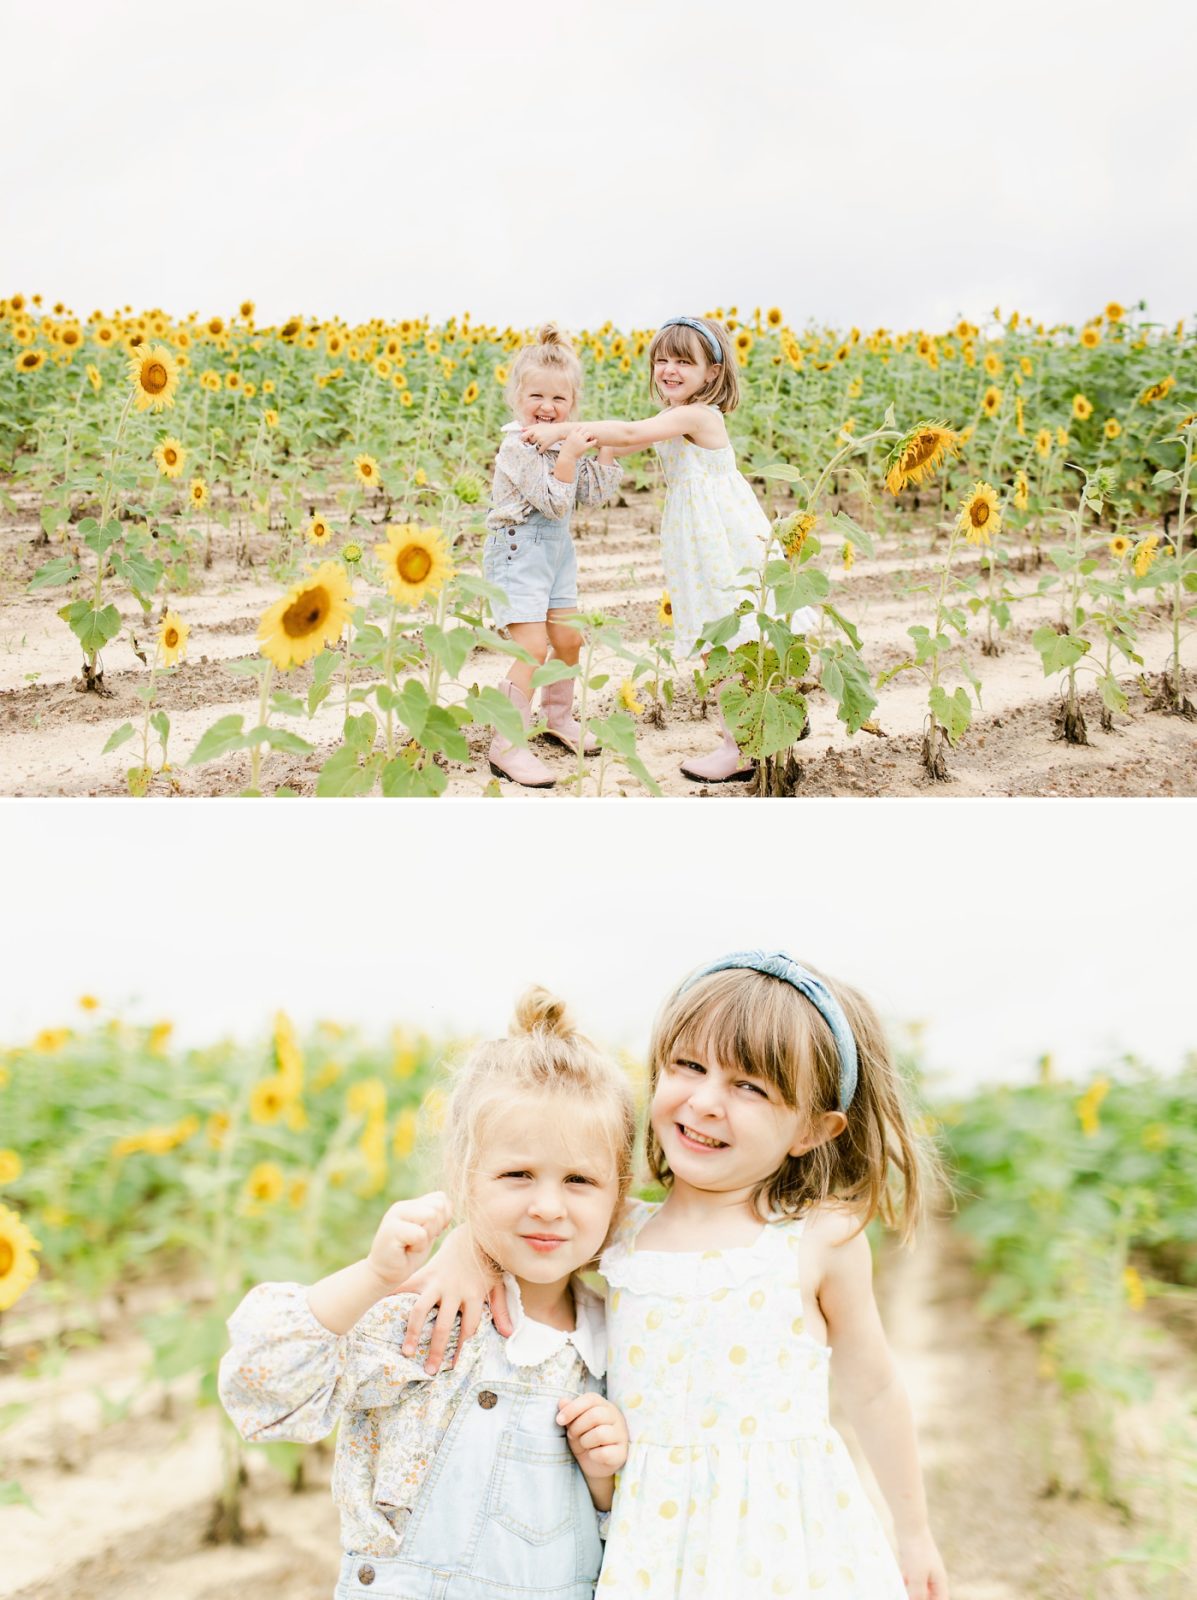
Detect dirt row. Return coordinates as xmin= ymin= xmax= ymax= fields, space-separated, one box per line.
xmin=1 ymin=486 xmax=1194 ymax=797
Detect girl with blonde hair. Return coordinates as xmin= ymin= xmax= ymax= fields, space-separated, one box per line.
xmin=220 ymin=987 xmax=636 ymax=1600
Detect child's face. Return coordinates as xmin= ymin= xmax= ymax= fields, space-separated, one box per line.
xmin=516 ymin=369 xmax=575 ymax=428
xmin=653 ymin=347 xmax=718 ymax=406
xmin=470 ymin=1097 xmax=620 ymax=1285
xmin=651 ymin=1044 xmax=823 ymax=1198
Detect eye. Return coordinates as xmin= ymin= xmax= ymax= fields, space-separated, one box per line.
xmin=673 ymin=1058 xmax=704 ymax=1074
xmin=566 ymin=1174 xmax=595 ymax=1185
xmin=738 ymin=1081 xmax=769 ymax=1098
xmin=500 ymin=1170 xmax=532 ymax=1180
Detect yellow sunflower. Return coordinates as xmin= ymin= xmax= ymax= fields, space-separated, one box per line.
xmin=1013 ymin=470 xmax=1029 ymax=511
xmin=0 ymin=1203 xmax=41 ymax=1311
xmin=1138 ymin=376 xmax=1175 ymax=405
xmin=462 ymin=381 xmax=479 ymax=405
xmin=983 ymin=351 xmax=1003 ymax=377
xmin=619 ymin=679 xmax=646 ymax=715
xmin=128 ymin=345 xmax=180 ymax=411
xmin=154 ymin=436 xmax=186 ymax=478
xmin=1080 ymin=326 xmax=1101 ymax=349
xmin=189 ymin=478 xmax=209 ymax=509
xmin=15 ymin=348 xmax=45 ymax=373
xmin=258 ymin=559 xmax=354 ymax=669
xmin=1103 ymin=417 xmax=1121 ymax=440
xmin=957 ymin=482 xmax=1001 ymax=545
xmin=1133 ymin=535 xmax=1160 ymax=577
xmin=1072 ymin=393 xmax=1093 ymax=421
xmin=0 ymin=1149 xmax=22 ymax=1184
xmin=93 ymin=321 xmax=117 ymax=347
xmin=158 ymin=610 xmax=189 ymax=666
xmin=884 ymin=422 xmax=960 ymax=496
xmin=766 ymin=306 xmax=783 ymax=328
xmin=1108 ymin=535 xmax=1131 ymax=560
xmin=264 ymin=409 xmax=279 ymax=428
xmin=982 ymin=386 xmax=1002 ymax=417
xmin=1035 ymin=427 xmax=1053 ymax=459
xmin=86 ymin=363 xmax=102 ymax=391
xmin=658 ymin=591 xmax=674 ymax=629
xmin=374 ymin=524 xmax=453 ymax=606
xmin=249 ymin=1074 xmax=292 ymax=1125
xmin=239 ymin=300 xmax=255 ymax=320
xmin=1105 ymin=302 xmax=1124 ymax=323
xmin=244 ymin=1162 xmax=285 ymax=1205
xmin=354 ymin=453 xmax=381 ymax=488
xmin=306 ymin=514 xmax=333 ymax=547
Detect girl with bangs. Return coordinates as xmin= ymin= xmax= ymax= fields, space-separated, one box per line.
xmin=522 ymin=316 xmax=819 ymax=784
xmin=408 ymin=951 xmax=950 ymax=1599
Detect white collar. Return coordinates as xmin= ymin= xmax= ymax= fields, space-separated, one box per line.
xmin=499 ymin=1272 xmax=606 ymax=1378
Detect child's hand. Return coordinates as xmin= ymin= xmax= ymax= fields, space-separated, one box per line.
xmin=522 ymin=422 xmax=565 ymax=451
xmin=556 ymin=1392 xmax=628 ymax=1479
xmin=400 ymin=1224 xmax=513 ymax=1373
xmin=897 ymin=1528 xmax=950 ymax=1599
xmin=561 ymin=424 xmax=598 ymax=457
xmin=366 ymin=1191 xmax=453 ymax=1295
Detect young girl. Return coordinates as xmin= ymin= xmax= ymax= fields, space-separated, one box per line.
xmin=523 ymin=315 xmax=819 ymax=784
xmin=484 ymin=325 xmax=622 ymax=788
xmin=218 ymin=988 xmax=637 ymax=1600
xmin=407 ymin=952 xmax=950 ymax=1600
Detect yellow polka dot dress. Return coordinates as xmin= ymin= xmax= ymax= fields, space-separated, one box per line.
xmin=655 ymin=411 xmax=817 ymax=660
xmin=597 ymin=1200 xmax=907 ymax=1598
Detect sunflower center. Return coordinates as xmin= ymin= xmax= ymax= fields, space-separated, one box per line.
xmin=0 ymin=1238 xmax=13 ymax=1274
xmin=143 ymin=361 xmax=168 ymax=393
xmin=164 ymin=628 xmax=179 ymax=648
xmin=164 ymin=448 xmax=177 ymax=464
xmin=906 ymin=434 xmax=939 ymax=469
xmin=398 ymin=546 xmax=433 ymax=583
xmin=283 ymin=587 xmax=330 ymax=639
xmin=971 ymin=502 xmax=990 ymax=527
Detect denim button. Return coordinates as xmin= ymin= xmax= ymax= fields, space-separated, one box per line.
xmin=478 ymin=1389 xmax=498 ymax=1409
xmin=357 ymin=1564 xmax=375 ymax=1585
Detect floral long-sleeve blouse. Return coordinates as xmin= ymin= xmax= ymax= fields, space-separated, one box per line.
xmin=485 ymin=422 xmax=622 ymax=535
xmin=218 ymin=1275 xmax=607 ymax=1560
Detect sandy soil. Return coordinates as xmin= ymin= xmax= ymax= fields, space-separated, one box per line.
xmin=2 ymin=1220 xmax=1189 ymax=1600
xmin=1 ymin=484 xmax=1194 ymax=797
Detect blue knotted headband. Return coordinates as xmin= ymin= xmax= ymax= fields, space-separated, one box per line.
xmin=658 ymin=315 xmax=724 ymax=364
xmin=678 ymin=950 xmax=859 ymax=1112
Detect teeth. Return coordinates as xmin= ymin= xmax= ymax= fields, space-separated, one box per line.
xmin=682 ymin=1125 xmax=725 ymax=1148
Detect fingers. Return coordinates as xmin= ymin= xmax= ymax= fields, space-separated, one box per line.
xmin=556 ymin=1391 xmax=604 ymax=1426
xmin=424 ymin=1305 xmax=456 ymax=1373
xmin=489 ymin=1280 xmax=514 ymax=1337
xmin=400 ymin=1291 xmax=439 ymax=1358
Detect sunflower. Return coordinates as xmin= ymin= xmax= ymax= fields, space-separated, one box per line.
xmin=264 ymin=408 xmax=279 ymax=428
xmin=1103 ymin=417 xmax=1121 ymax=440
xmin=1108 ymin=535 xmax=1131 ymax=559
xmin=1080 ymin=326 xmax=1101 ymax=349
xmin=306 ymin=514 xmax=333 ymax=547
xmin=1178 ymin=413 xmax=1197 ymax=435
xmin=86 ymin=363 xmax=102 ymax=391
xmin=0 ymin=1203 xmax=41 ymax=1311
xmin=158 ymin=610 xmax=189 ymax=666
xmin=128 ymin=345 xmax=180 ymax=411
xmin=244 ymin=1162 xmax=285 ymax=1205
xmin=1138 ymin=376 xmax=1175 ymax=405
xmin=1072 ymin=393 xmax=1093 ymax=421
xmin=1035 ymin=427 xmax=1053 ymax=459
xmin=239 ymin=300 xmax=255 ymax=319
xmin=1020 ymin=356 xmax=1033 ymax=377
xmin=249 ymin=1074 xmax=291 ymax=1125
xmin=262 ymin=378 xmax=275 ymax=395
xmin=374 ymin=523 xmax=453 ymax=606
xmin=258 ymin=560 xmax=354 ymax=669
xmin=1057 ymin=427 xmax=1069 ymax=448
xmin=93 ymin=321 xmax=117 ymax=347
xmin=884 ymin=422 xmax=959 ymax=496
xmin=373 ymin=356 xmax=393 ymax=379
xmin=983 ymin=351 xmax=1003 ymax=377
xmin=766 ymin=306 xmax=783 ymax=328
xmin=1105 ymin=302 xmax=1124 ymax=322
xmin=658 ymin=591 xmax=674 ymax=629
xmin=957 ymin=482 xmax=1001 ymax=545
xmin=242 ymin=381 xmax=256 ymax=399
xmin=354 ymin=453 xmax=381 ymax=488
xmin=462 ymin=381 xmax=479 ymax=405
xmin=15 ymin=348 xmax=45 ymax=373
xmin=619 ymin=679 xmax=646 ymax=715
xmin=400 ymin=389 xmax=414 ymax=408
xmin=225 ymin=370 xmax=241 ymax=391
xmin=1013 ymin=470 xmax=1029 ymax=511
xmin=841 ymin=540 xmax=855 ymax=571
xmin=207 ymin=316 xmax=225 ymax=338
xmin=189 ymin=478 xmax=209 ymax=509
xmin=154 ymin=436 xmax=186 ymax=477
xmin=982 ymin=386 xmax=1002 ymax=417
xmin=1133 ymin=535 xmax=1160 ymax=577
xmin=735 ymin=329 xmax=754 ymax=355
xmin=59 ymin=323 xmax=83 ymax=352
xmin=0 ymin=1150 xmax=22 ymax=1183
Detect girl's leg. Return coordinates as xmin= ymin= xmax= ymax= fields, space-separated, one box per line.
xmin=680 ymin=648 xmax=755 ymax=783
xmin=489 ymin=620 xmax=556 ymax=787
xmin=540 ymin=612 xmax=597 ymax=755
xmin=504 ymin=621 xmax=551 ymax=696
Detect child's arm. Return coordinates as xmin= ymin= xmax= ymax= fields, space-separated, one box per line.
xmin=402 ymin=1223 xmax=515 ymax=1372
xmin=575 ymin=444 xmax=622 ymax=508
xmin=307 ymin=1191 xmax=452 ymax=1333
xmin=524 ymin=403 xmax=720 ymax=453
xmin=497 ymin=431 xmax=580 ymax=520
xmin=819 ymin=1219 xmax=950 ymax=1599
xmin=557 ymin=1392 xmax=629 ymax=1514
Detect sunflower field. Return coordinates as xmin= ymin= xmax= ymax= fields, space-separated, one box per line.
xmin=2 ymin=1006 xmax=1194 ymax=1599
xmin=2 ymin=294 xmax=1195 ymax=797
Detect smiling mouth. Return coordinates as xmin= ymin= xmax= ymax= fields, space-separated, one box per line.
xmin=677 ymin=1123 xmax=728 ymax=1149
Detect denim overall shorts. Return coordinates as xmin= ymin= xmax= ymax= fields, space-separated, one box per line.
xmin=482 ymin=511 xmax=579 ymax=629
xmin=334 ymin=1375 xmax=602 ymax=1600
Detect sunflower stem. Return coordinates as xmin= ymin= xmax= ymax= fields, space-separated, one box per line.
xmin=383 ymin=601 xmax=398 ymax=758
xmin=250 ymin=663 xmax=274 ymax=794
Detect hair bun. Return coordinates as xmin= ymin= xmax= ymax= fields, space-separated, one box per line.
xmin=512 ymin=985 xmax=573 ymax=1038
xmin=536 ymin=323 xmax=569 ymax=349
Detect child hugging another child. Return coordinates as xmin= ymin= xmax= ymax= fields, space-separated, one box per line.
xmin=484 ymin=325 xmax=622 ymax=788
xmin=219 ymin=988 xmax=636 ymax=1600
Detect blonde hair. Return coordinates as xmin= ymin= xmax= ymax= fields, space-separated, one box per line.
xmin=648 ymin=316 xmax=740 ymax=412
xmin=505 ymin=324 xmax=583 ymax=417
xmin=441 ymin=986 xmax=636 ymax=1267
xmin=645 ymin=965 xmax=941 ymax=1243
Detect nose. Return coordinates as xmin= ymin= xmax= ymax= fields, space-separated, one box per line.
xmin=527 ymin=1182 xmax=567 ymax=1220
xmin=686 ymin=1078 xmax=724 ymax=1118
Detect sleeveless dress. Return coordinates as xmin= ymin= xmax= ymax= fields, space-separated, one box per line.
xmin=656 ymin=409 xmax=818 ymax=660
xmin=597 ymin=1200 xmax=908 ymax=1599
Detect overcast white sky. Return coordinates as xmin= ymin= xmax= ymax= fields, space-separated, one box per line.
xmin=5 ymin=0 xmax=1195 ymax=334
xmin=2 ymin=802 xmax=1192 ymax=1098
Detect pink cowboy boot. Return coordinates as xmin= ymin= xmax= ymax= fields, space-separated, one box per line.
xmin=488 ymin=679 xmax=557 ymax=788
xmin=680 ymin=709 xmax=756 ymax=783
xmin=539 ymin=675 xmax=598 ymax=756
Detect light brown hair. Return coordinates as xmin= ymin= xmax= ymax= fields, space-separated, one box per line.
xmin=441 ymin=987 xmax=636 ymax=1265
xmin=648 ymin=316 xmax=740 ymax=412
xmin=505 ymin=324 xmax=583 ymax=418
xmin=645 ymin=965 xmax=941 ymax=1243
